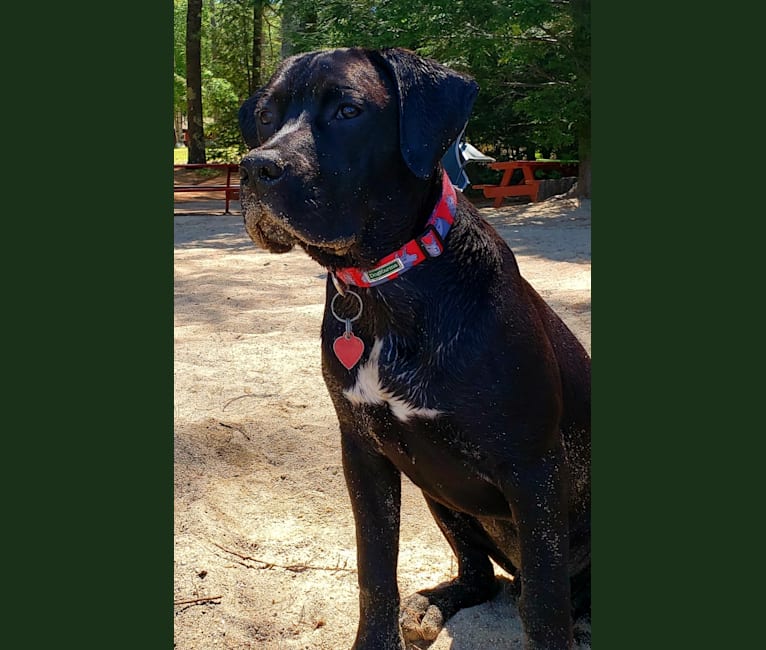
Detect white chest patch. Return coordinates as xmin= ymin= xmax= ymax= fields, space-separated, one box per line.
xmin=343 ymin=338 xmax=443 ymax=423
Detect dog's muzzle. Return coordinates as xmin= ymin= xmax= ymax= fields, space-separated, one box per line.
xmin=238 ymin=150 xmax=299 ymax=253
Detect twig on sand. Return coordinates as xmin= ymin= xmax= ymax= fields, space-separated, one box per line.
xmin=217 ymin=421 xmax=251 ymax=440
xmin=174 ymin=595 xmax=222 ymax=606
xmin=212 ymin=542 xmax=355 ymax=574
xmin=221 ymin=394 xmax=261 ymax=411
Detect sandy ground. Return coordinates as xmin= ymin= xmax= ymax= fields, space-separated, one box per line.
xmin=174 ymin=191 xmax=591 ymax=649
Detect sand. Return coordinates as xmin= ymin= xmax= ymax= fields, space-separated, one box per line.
xmin=174 ymin=192 xmax=591 ymax=649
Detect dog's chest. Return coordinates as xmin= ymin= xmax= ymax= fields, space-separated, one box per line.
xmin=342 ymin=337 xmax=443 ymax=424
xmin=335 ymin=335 xmax=517 ymax=519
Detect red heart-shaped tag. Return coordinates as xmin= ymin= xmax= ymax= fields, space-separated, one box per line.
xmin=333 ymin=333 xmax=365 ymax=370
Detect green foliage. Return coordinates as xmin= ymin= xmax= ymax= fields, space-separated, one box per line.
xmin=277 ymin=0 xmax=588 ymax=160
xmin=205 ymin=145 xmax=243 ymax=164
xmin=175 ymin=0 xmax=590 ymax=166
xmin=202 ymin=72 xmax=238 ymax=127
xmin=174 ymin=73 xmax=187 ymax=114
xmin=174 ymin=1 xmax=188 ymax=114
xmin=176 ymin=0 xmax=284 ymax=156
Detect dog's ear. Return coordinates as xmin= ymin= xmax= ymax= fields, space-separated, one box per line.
xmin=238 ymin=90 xmax=264 ymax=150
xmin=373 ymin=48 xmax=479 ymax=179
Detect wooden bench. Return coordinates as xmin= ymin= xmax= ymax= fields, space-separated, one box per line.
xmin=174 ymin=163 xmax=240 ymax=214
xmin=474 ymin=160 xmax=578 ymax=207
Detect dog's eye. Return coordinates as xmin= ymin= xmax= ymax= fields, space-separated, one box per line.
xmin=258 ymin=109 xmax=274 ymax=125
xmin=336 ymin=104 xmax=361 ymax=120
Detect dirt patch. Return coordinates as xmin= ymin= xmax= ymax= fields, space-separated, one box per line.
xmin=174 ymin=194 xmax=591 ymax=649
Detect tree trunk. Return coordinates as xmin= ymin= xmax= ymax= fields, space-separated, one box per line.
xmin=251 ymin=0 xmax=264 ymax=92
xmin=280 ymin=0 xmax=299 ymax=58
xmin=186 ymin=0 xmax=206 ymax=164
xmin=280 ymin=1 xmax=316 ymax=58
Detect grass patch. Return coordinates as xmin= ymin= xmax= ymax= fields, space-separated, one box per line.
xmin=173 ymin=146 xmax=244 ymax=165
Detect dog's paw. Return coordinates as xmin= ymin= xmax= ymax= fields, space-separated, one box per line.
xmin=399 ymin=577 xmax=501 ymax=645
xmin=400 ymin=592 xmax=445 ymax=643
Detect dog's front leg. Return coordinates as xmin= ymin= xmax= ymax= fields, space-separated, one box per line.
xmin=341 ymin=429 xmax=405 ymax=650
xmin=509 ymin=443 xmax=574 ymax=650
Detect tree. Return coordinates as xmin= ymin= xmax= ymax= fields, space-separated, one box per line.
xmin=270 ymin=1 xmax=590 ymax=196
xmin=280 ymin=0 xmax=299 ymax=57
xmin=206 ymin=0 xmax=271 ymax=98
xmin=499 ymin=0 xmax=590 ymax=196
xmin=174 ymin=0 xmax=590 ymax=183
xmin=200 ymin=1 xmax=283 ymax=158
xmin=570 ymin=0 xmax=590 ymax=197
xmin=186 ymin=0 xmax=206 ymax=164
xmin=251 ymin=0 xmax=266 ymax=90
xmin=280 ymin=0 xmax=317 ymax=57
xmin=174 ymin=1 xmax=188 ymax=146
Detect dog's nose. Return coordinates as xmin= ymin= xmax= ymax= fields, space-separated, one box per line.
xmin=240 ymin=151 xmax=286 ymax=189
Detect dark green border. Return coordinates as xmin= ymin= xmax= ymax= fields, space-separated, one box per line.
xmin=4 ymin=3 xmax=171 ymax=644
xmin=594 ymin=4 xmax=680 ymax=645
xmin=595 ymin=3 xmax=762 ymax=647
xmin=8 ymin=1 xmax=755 ymax=645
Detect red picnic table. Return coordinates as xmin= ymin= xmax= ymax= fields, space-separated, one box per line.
xmin=173 ymin=163 xmax=240 ymax=214
xmin=474 ymin=160 xmax=578 ymax=207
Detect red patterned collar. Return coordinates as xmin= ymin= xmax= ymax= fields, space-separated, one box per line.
xmin=332 ymin=172 xmax=457 ymax=290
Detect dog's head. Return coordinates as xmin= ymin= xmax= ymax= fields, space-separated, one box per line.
xmin=238 ymin=47 xmax=478 ymax=268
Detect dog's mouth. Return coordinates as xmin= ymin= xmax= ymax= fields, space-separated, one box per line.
xmin=241 ymin=191 xmax=356 ymax=256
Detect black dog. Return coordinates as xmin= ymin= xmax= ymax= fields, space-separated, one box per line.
xmin=238 ymin=47 xmax=590 ymax=650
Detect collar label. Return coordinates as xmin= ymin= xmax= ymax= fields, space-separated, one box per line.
xmin=363 ymin=258 xmax=405 ymax=284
